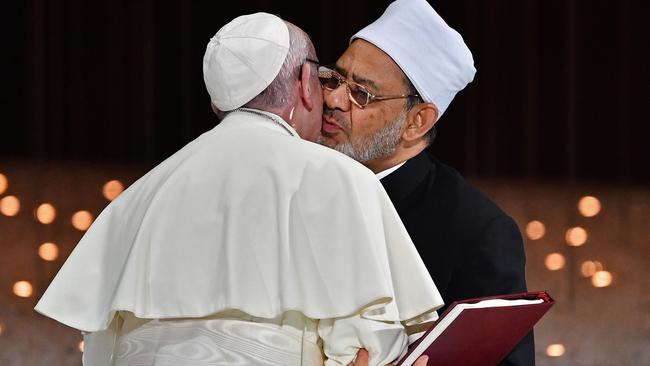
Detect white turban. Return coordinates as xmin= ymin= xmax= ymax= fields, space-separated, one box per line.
xmin=352 ymin=0 xmax=476 ymax=119
xmin=203 ymin=13 xmax=290 ymax=111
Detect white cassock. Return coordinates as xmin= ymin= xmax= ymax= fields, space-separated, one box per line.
xmin=35 ymin=109 xmax=444 ymax=366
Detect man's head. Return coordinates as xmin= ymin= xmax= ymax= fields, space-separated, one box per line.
xmin=203 ymin=13 xmax=322 ymax=141
xmin=319 ymin=39 xmax=435 ymax=169
xmin=318 ymin=0 xmax=476 ymax=172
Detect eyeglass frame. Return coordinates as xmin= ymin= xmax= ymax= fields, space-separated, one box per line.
xmin=299 ymin=58 xmax=320 ymax=78
xmin=318 ymin=65 xmax=420 ymax=108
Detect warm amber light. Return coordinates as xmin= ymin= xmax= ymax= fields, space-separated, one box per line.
xmin=581 ymin=260 xmax=604 ymax=277
xmin=0 ymin=322 xmax=4 ymax=335
xmin=565 ymin=227 xmax=588 ymax=247
xmin=546 ymin=344 xmax=565 ymax=357
xmin=0 ymin=173 xmax=7 ymax=195
xmin=71 ymin=210 xmax=94 ymax=231
xmin=578 ymin=196 xmax=601 ymax=217
xmin=0 ymin=195 xmax=20 ymax=216
xmin=525 ymin=220 xmax=546 ymax=240
xmin=581 ymin=261 xmax=596 ymax=277
xmin=592 ymin=270 xmax=613 ymax=288
xmin=103 ymin=180 xmax=125 ymax=201
xmin=545 ymin=253 xmax=566 ymax=271
xmin=35 ymin=203 xmax=57 ymax=224
xmin=13 ymin=281 xmax=33 ymax=298
xmin=78 ymin=340 xmax=84 ymax=352
xmin=38 ymin=242 xmax=60 ymax=261
xmin=593 ymin=261 xmax=603 ymax=271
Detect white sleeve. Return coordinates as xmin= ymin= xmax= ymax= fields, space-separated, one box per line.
xmin=82 ymin=313 xmax=122 ymax=366
xmin=318 ymin=315 xmax=408 ymax=366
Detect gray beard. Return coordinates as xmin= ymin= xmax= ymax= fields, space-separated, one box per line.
xmin=318 ymin=110 xmax=407 ymax=163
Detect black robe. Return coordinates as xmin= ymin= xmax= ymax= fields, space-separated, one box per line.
xmin=380 ymin=150 xmax=534 ymax=366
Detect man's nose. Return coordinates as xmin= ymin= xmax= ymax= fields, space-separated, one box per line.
xmin=323 ymin=85 xmax=351 ymax=112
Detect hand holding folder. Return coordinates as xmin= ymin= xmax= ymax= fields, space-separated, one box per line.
xmin=397 ymin=291 xmax=554 ymax=366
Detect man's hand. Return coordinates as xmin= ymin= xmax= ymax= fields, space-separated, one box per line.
xmin=348 ymin=349 xmax=429 ymax=366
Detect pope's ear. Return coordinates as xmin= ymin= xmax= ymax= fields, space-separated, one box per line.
xmin=402 ymin=102 xmax=438 ymax=142
xmin=299 ymin=62 xmax=315 ymax=110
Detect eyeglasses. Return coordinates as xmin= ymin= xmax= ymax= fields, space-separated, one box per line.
xmin=305 ymin=58 xmax=319 ymax=66
xmin=318 ymin=66 xmax=419 ymax=108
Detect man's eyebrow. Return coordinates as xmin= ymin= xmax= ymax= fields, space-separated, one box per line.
xmin=333 ymin=64 xmax=380 ymax=91
xmin=333 ymin=64 xmax=348 ymax=77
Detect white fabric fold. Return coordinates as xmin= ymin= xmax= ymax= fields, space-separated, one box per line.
xmin=35 ymin=110 xmax=444 ymax=339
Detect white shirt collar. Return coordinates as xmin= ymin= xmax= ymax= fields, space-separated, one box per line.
xmin=375 ymin=161 xmax=407 ymax=180
xmin=234 ymin=108 xmax=299 ymax=138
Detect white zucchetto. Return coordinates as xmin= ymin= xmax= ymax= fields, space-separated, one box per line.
xmin=203 ymin=12 xmax=290 ymax=111
xmin=352 ymin=0 xmax=476 ymax=119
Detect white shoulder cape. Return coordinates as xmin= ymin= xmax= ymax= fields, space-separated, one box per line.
xmin=35 ymin=110 xmax=444 ymax=332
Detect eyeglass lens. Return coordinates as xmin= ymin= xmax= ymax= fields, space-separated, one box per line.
xmin=318 ymin=70 xmax=370 ymax=106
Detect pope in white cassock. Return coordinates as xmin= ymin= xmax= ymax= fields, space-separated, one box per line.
xmin=35 ymin=13 xmax=444 ymax=366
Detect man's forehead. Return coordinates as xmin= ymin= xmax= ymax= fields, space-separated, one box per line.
xmin=335 ymin=39 xmax=405 ymax=91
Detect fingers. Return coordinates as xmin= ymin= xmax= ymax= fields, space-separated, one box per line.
xmin=413 ymin=355 xmax=429 ymax=366
xmin=347 ymin=348 xmax=428 ymax=366
xmin=386 ymin=354 xmax=429 ymax=366
xmin=349 ymin=349 xmax=370 ymax=366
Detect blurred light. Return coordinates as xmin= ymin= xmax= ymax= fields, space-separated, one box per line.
xmin=545 ymin=253 xmax=566 ymax=271
xmin=565 ymin=227 xmax=588 ymax=247
xmin=546 ymin=344 xmax=565 ymax=357
xmin=525 ymin=220 xmax=546 ymax=240
xmin=78 ymin=340 xmax=84 ymax=352
xmin=593 ymin=261 xmax=603 ymax=271
xmin=0 ymin=195 xmax=20 ymax=216
xmin=592 ymin=270 xmax=613 ymax=288
xmin=13 ymin=281 xmax=33 ymax=298
xmin=581 ymin=260 xmax=604 ymax=277
xmin=35 ymin=203 xmax=57 ymax=224
xmin=103 ymin=180 xmax=124 ymax=201
xmin=71 ymin=210 xmax=94 ymax=231
xmin=578 ymin=196 xmax=601 ymax=217
xmin=0 ymin=173 xmax=7 ymax=195
xmin=0 ymin=322 xmax=4 ymax=336
xmin=581 ymin=261 xmax=596 ymax=277
xmin=39 ymin=242 xmax=59 ymax=261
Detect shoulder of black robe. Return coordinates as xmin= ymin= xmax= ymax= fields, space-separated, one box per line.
xmin=380 ymin=150 xmax=535 ymax=366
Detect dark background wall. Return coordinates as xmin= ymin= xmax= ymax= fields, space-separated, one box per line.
xmin=2 ymin=0 xmax=649 ymax=181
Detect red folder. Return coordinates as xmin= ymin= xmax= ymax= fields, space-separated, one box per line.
xmin=397 ymin=291 xmax=554 ymax=366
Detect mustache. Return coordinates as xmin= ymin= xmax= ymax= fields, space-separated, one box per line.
xmin=323 ymin=107 xmax=350 ymax=130
xmin=323 ymin=107 xmax=335 ymax=118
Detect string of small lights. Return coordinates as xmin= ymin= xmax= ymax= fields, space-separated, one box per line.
xmin=0 ymin=169 xmax=621 ymax=361
xmin=0 ymin=170 xmax=125 ymax=355
xmin=524 ymin=194 xmax=613 ymax=358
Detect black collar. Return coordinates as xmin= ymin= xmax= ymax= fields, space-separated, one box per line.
xmin=380 ymin=150 xmax=435 ymax=205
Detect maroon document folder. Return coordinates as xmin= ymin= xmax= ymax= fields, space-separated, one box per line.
xmin=397 ymin=291 xmax=554 ymax=366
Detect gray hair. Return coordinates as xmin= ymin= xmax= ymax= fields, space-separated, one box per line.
xmin=245 ymin=22 xmax=312 ymax=110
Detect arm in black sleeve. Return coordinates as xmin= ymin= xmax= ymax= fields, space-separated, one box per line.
xmin=450 ymin=216 xmax=535 ymax=366
xmin=478 ymin=216 xmax=528 ymax=295
xmin=485 ymin=217 xmax=535 ymax=366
